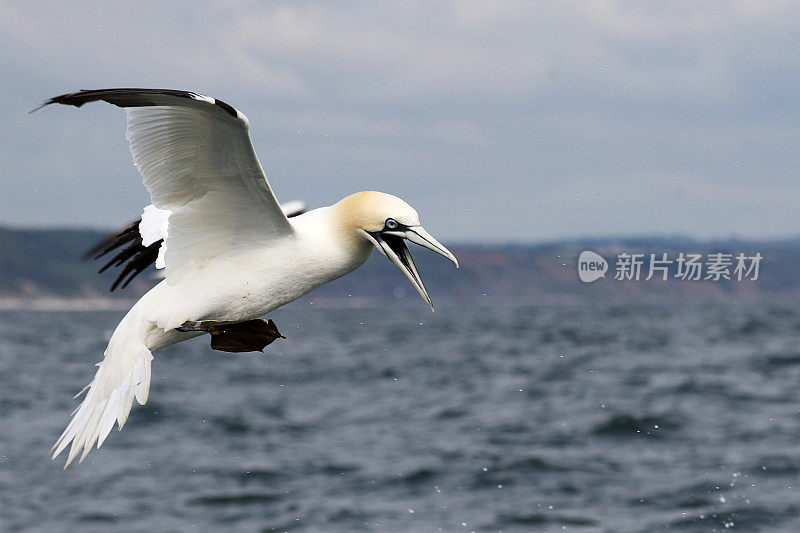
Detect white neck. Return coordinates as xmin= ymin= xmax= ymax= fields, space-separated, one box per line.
xmin=289 ymin=205 xmax=374 ymax=280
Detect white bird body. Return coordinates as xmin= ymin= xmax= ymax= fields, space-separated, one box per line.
xmin=146 ymin=205 xmax=374 ymax=341
xmin=35 ymin=88 xmax=457 ymax=467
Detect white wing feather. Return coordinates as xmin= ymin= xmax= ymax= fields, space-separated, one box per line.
xmin=140 ymin=205 xmax=171 ymax=269
xmin=125 ymin=101 xmax=292 ymax=283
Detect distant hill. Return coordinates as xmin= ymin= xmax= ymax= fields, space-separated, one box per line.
xmin=1 ymin=225 xmax=798 ymax=306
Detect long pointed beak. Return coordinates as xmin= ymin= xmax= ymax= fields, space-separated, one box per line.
xmin=363 ymin=225 xmax=458 ymax=311
xmin=401 ymin=226 xmax=459 ymax=269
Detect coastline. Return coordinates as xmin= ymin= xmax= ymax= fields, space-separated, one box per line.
xmin=0 ymin=297 xmax=136 ymax=311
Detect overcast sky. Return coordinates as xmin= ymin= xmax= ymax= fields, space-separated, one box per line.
xmin=2 ymin=1 xmax=799 ymax=243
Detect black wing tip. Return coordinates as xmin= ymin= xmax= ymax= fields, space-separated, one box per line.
xmin=28 ymin=102 xmax=49 ymax=114
xmin=31 ymin=88 xmax=240 ymax=118
xmin=83 ymin=219 xmax=162 ymax=292
xmin=83 ymin=219 xmax=141 ymax=260
xmin=30 ymin=90 xmax=95 ymax=114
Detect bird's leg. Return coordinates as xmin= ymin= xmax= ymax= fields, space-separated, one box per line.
xmin=176 ymin=318 xmax=285 ymax=353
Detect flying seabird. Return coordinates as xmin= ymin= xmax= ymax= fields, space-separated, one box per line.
xmin=34 ymin=88 xmax=458 ymax=467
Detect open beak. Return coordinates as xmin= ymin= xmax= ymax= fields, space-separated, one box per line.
xmin=363 ymin=225 xmax=458 ymax=311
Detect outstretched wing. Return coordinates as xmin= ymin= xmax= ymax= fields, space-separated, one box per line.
xmin=38 ymin=88 xmax=293 ymax=284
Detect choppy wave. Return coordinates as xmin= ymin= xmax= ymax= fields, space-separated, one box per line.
xmin=2 ymin=300 xmax=800 ymax=531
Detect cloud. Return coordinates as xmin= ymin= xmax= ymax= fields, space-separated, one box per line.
xmin=2 ymin=1 xmax=800 ymax=241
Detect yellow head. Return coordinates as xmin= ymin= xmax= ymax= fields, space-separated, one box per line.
xmin=335 ymin=191 xmax=420 ymax=233
xmin=334 ymin=190 xmax=458 ymax=311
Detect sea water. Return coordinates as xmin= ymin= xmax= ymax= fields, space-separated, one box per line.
xmin=1 ymin=300 xmax=799 ymax=531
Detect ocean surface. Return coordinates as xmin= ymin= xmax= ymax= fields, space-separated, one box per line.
xmin=1 ymin=300 xmax=800 ymax=532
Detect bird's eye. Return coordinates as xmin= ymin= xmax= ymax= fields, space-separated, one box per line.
xmin=385 ymin=218 xmax=399 ymax=230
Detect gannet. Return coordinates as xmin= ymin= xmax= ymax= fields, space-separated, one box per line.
xmin=34 ymin=88 xmax=458 ymax=467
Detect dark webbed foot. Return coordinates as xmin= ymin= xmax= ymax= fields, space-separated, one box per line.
xmin=177 ymin=319 xmax=285 ymax=353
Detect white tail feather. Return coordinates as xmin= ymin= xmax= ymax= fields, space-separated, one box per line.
xmin=52 ymin=311 xmax=154 ymax=468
